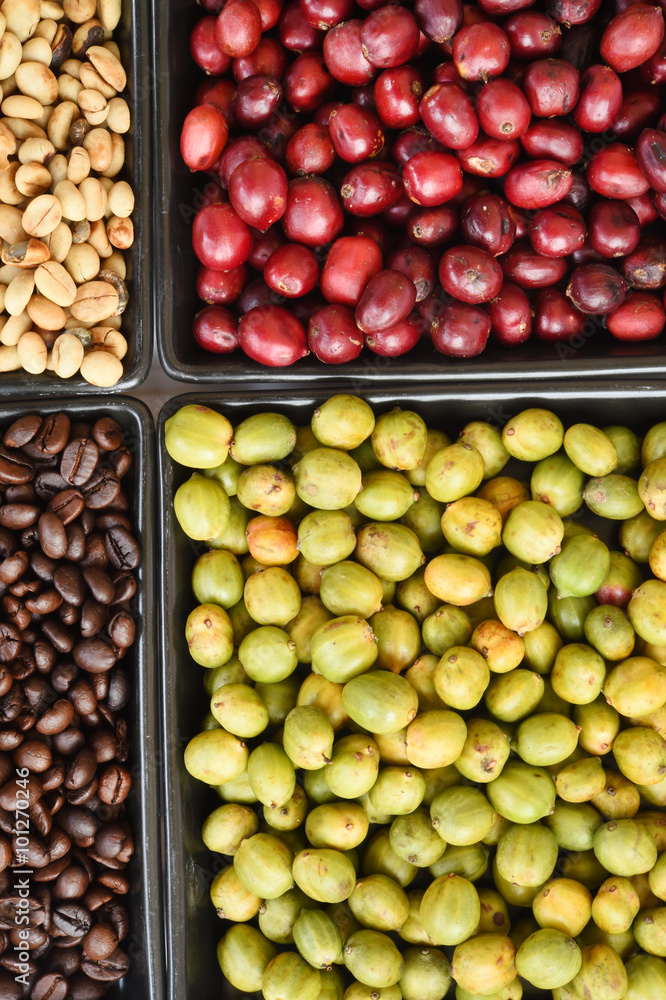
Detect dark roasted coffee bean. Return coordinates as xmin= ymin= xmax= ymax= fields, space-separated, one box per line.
xmin=90 ymin=674 xmax=108 ymax=701
xmin=81 ymin=568 xmax=114 ymax=606
xmin=33 ymin=640 xmax=56 ymax=674
xmin=0 ymin=895 xmax=45 ymax=929
xmin=0 ymin=667 xmax=11 ymax=699
xmin=97 ymin=764 xmax=130 ymax=806
xmin=41 ymin=763 xmax=65 ymax=794
xmin=66 ymin=776 xmax=98 ymax=806
xmin=0 ymin=835 xmax=11 ymax=871
xmin=0 ymin=550 xmax=28 ymax=584
xmin=0 ymin=731 xmax=21 ymax=751
xmin=1 ymin=595 xmax=30 ymax=631
xmin=108 ymin=446 xmax=131 ymax=479
xmin=0 ymin=528 xmax=16 ymax=558
xmin=86 ymin=731 xmax=116 ymax=763
xmin=46 ymin=945 xmax=80 ymax=976
xmin=109 ymin=572 xmax=135 ymax=606
xmin=9 ymin=575 xmax=39 ymax=598
xmin=104 ymin=527 xmax=139 ymax=571
xmin=84 ymin=884 xmax=113 ymax=912
xmin=79 ymin=534 xmax=108 ymax=570
xmin=79 ymin=599 xmax=106 ymax=638
xmin=16 ymin=706 xmax=36 ymax=731
xmin=23 ymin=676 xmax=55 ymax=713
xmin=65 ymin=523 xmax=86 ymax=563
xmin=40 ymin=620 xmax=74 ymax=654
xmin=30 ymin=552 xmax=56 ymax=582
xmin=0 ymin=758 xmax=10 ymax=788
xmin=68 ymin=973 xmax=107 ymax=999
xmin=68 ymin=678 xmax=96 ymax=716
xmin=46 ymin=828 xmax=70 ymax=862
xmin=36 ymin=699 xmax=74 ymax=736
xmin=47 ymin=488 xmax=84 ymax=524
xmin=0 ymin=951 xmax=37 ymax=974
xmin=95 ymin=512 xmax=131 ymax=533
xmin=45 ymin=789 xmax=65 ymax=820
xmin=13 ymin=740 xmax=51 ymax=773
xmin=106 ymin=669 xmax=130 ymax=713
xmin=4 ymin=483 xmax=36 ymax=504
xmin=0 ymin=682 xmax=24 ymax=723
xmin=82 ymin=468 xmax=120 ymax=510
xmin=96 ymin=871 xmax=129 ymax=894
xmin=52 ymin=729 xmax=84 ymax=756
xmin=107 ymin=611 xmax=134 ymax=650
xmin=0 ymin=972 xmax=21 ymax=998
xmin=33 ymin=855 xmax=68 ymax=882
xmin=0 ymin=444 xmax=34 ymax=485
xmin=80 ymin=509 xmax=95 ymax=536
xmin=25 ymin=589 xmax=63 ymax=616
xmin=60 ymin=439 xmax=98 ymax=487
xmin=51 ymin=902 xmax=91 ymax=940
xmin=51 ymin=662 xmax=77 ymax=695
xmin=9 ymin=924 xmax=48 ymax=949
xmin=34 ymin=469 xmax=68 ymax=501
xmin=0 ymin=504 xmax=39 ymax=529
xmin=73 ymin=638 xmax=114 ymax=674
xmin=53 ymin=865 xmax=89 ymax=900
xmin=64 ymin=748 xmax=96 ymax=791
xmin=56 ymin=807 xmax=98 ymax=842
xmin=52 ymin=566 xmax=85 ymax=608
xmin=38 ymin=513 xmax=68 ymax=560
xmin=107 ymin=489 xmax=129 ymax=513
xmin=83 ymin=923 xmax=119 ymax=964
xmin=91 ymin=418 xmax=123 ymax=452
xmin=31 ymin=972 xmax=68 ymax=1000
xmin=34 ymin=414 xmax=71 ymax=455
xmin=12 ymin=833 xmax=49 ymax=868
xmin=29 ymin=798 xmax=52 ymax=838
xmin=0 ymin=623 xmax=20 ymax=663
xmin=94 ymin=822 xmax=127 ymax=861
xmin=20 ymin=525 xmax=39 ymax=553
xmin=58 ymin=602 xmax=80 ymax=627
xmin=3 ymin=415 xmax=41 ymax=449
xmin=0 ymin=775 xmax=42 ymax=810
xmin=115 ymin=719 xmax=128 ymax=763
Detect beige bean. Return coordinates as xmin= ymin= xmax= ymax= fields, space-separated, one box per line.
xmin=61 ymin=58 xmax=81 ymax=80
xmin=83 ymin=103 xmax=108 ymax=127
xmin=70 ymin=218 xmax=90 ymax=243
xmin=0 ymin=343 xmax=20 ymax=370
xmin=63 ymin=0 xmax=96 ymax=23
xmin=78 ymin=61 xmax=115 ymax=99
xmin=0 ymin=285 xmax=5 ymax=310
xmin=0 ymin=263 xmax=20 ymax=283
xmin=102 ymin=40 xmax=120 ymax=61
xmin=80 ymin=346 xmax=121 ymax=385
xmin=0 ymin=203 xmax=26 ymax=242
xmin=0 ymin=31 xmax=21 ymax=80
xmin=79 ymin=176 xmax=106 ymax=221
xmin=70 ymin=278 xmax=117 ymax=322
xmin=16 ymin=329 xmax=47 ymax=373
xmin=0 ymin=309 xmax=31 ymax=345
xmin=22 ymin=191 xmax=61 ymax=236
xmin=2 ymin=237 xmax=50 ymax=268
xmin=91 ymin=325 xmax=125 ymax=358
xmin=51 ymin=331 xmax=83 ymax=376
xmin=102 ymin=312 xmax=120 ymax=329
xmin=33 ymin=103 xmax=53 ymax=131
xmin=40 ymin=1 xmax=66 ymax=19
xmin=0 ymin=161 xmax=22 ymax=205
xmin=47 ymin=99 xmax=77 ymax=149
xmin=86 ymin=217 xmax=111 ymax=257
xmin=82 ymin=126 xmax=111 ymax=172
xmin=107 ymin=180 xmax=133 ymax=219
xmin=103 ymin=249 xmax=125 ymax=280
xmin=16 ymin=61 xmax=59 ymax=105
xmin=79 ymin=85 xmax=107 ymax=115
xmin=15 ymin=162 xmax=52 ymax=198
xmin=21 ymin=36 xmax=53 ymax=64
xmin=0 ymin=12 xmax=5 ymax=42
xmin=58 ymin=73 xmax=82 ymax=103
xmin=71 ymin=18 xmax=104 ymax=58
xmin=100 ymin=131 xmax=123 ymax=178
xmin=35 ymin=260 xmax=76 ymax=306
xmin=45 ymin=219 xmax=72 ymax=262
xmin=86 ymin=44 xmax=125 ymax=92
xmin=1 ymin=73 xmax=15 ymax=98
xmin=48 ymin=151 xmax=68 ymax=185
xmin=54 ymin=178 xmax=86 ymax=221
xmin=4 ymin=269 xmax=34 ymax=315
xmin=64 ymin=241 xmax=99 ymax=283
xmin=1 ymin=1 xmax=40 ymax=44
xmin=97 ymin=0 xmax=121 ymax=32
xmin=64 ymin=315 xmax=93 ymax=332
xmin=106 ymin=215 xmax=132 ymax=250
xmin=33 ymin=18 xmax=57 ymax=44
xmin=2 ymin=94 xmax=43 ymax=118
xmin=3 ymin=116 xmax=45 ymax=140
xmin=66 ymin=144 xmax=90 ymax=184
xmin=27 ymin=292 xmax=66 ymax=330
xmin=105 ymin=95 xmax=128 ymax=134
xmin=17 ymin=135 xmax=54 ymax=164
xmin=0 ymin=117 xmax=14 ymax=164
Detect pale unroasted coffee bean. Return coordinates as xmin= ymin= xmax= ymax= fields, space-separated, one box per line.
xmin=17 ymin=136 xmax=55 ymax=164
xmin=82 ymin=128 xmax=112 ymax=173
xmin=47 ymin=100 xmax=78 ymax=151
xmin=16 ymin=329 xmax=47 ymax=373
xmin=0 ymin=163 xmax=21 ymax=205
xmin=27 ymin=295 xmax=67 ymax=331
xmin=106 ymin=181 xmax=133 ymax=219
xmin=21 ymin=37 xmax=54 ymax=66
xmin=100 ymin=132 xmax=123 ymax=179
xmin=2 ymin=0 xmax=40 ymax=43
xmin=15 ymin=162 xmax=52 ymax=197
xmin=86 ymin=219 xmax=112 ymax=258
xmin=0 ymin=33 xmax=22 ymax=82
xmin=4 ymin=271 xmax=34 ymax=316
xmin=79 ymin=177 xmax=107 ymax=221
xmin=61 ymin=59 xmax=82 ymax=81
xmin=3 ymin=238 xmax=51 ymax=268
xmin=54 ymin=179 xmax=86 ymax=221
xmin=0 ymin=120 xmax=17 ymax=166
xmin=58 ymin=73 xmax=83 ymax=104
xmin=72 ymin=21 xmax=105 ymax=59
xmin=46 ymin=221 xmax=73 ymax=263
xmin=48 ymin=152 xmax=69 ymax=186
xmin=0 ymin=204 xmax=26 ymax=243
xmin=35 ymin=261 xmax=77 ymax=307
xmin=0 ymin=344 xmax=19 ymax=370
xmin=67 ymin=146 xmax=91 ymax=186
xmin=105 ymin=97 xmax=128 ymax=134
xmin=0 ymin=310 xmax=31 ymax=346
xmin=79 ymin=349 xmax=122 ymax=387
xmin=98 ymin=0 xmax=122 ymax=32
xmin=86 ymin=46 xmax=125 ymax=94
xmin=51 ymin=333 xmax=84 ymax=378
xmin=1 ymin=95 xmax=44 ymax=119
xmin=79 ymin=88 xmax=108 ymax=126
xmin=78 ymin=63 xmax=115 ymax=101
xmin=70 ymin=281 xmax=118 ymax=323
xmin=102 ymin=251 xmax=125 ymax=280
xmin=22 ymin=192 xmax=62 ymax=237
xmin=91 ymin=329 xmax=126 ymax=359
xmin=106 ymin=217 xmax=132 ymax=251
xmin=64 ymin=243 xmax=100 ymax=284
xmin=15 ymin=62 xmax=58 ymax=105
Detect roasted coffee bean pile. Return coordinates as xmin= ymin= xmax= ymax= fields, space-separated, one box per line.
xmin=0 ymin=411 xmax=139 ymax=999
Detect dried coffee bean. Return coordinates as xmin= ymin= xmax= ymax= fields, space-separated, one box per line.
xmin=16 ymin=707 xmax=36 ymax=731
xmin=51 ymin=662 xmax=77 ymax=695
xmin=0 ymin=760 xmax=11 ymax=788
xmin=92 ymin=418 xmax=123 ymax=453
xmin=0 ymin=445 xmax=34 ymax=485
xmin=0 ymin=952 xmax=37 ymax=974
xmin=57 ymin=807 xmax=98 ymax=843
xmin=52 ymin=728 xmax=85 ymax=757
xmin=0 ymin=530 xmax=16 ymax=559
xmin=33 ymin=415 xmax=71 ymax=455
xmin=19 ymin=524 xmax=40 ymax=551
xmin=59 ymin=602 xmax=80 ymax=627
xmin=51 ymin=902 xmax=91 ymax=941
xmin=52 ymin=565 xmax=86 ymax=607
xmin=68 ymin=972 xmax=107 ymax=999
xmin=25 ymin=589 xmax=63 ymax=615
xmin=36 ymin=699 xmax=74 ymax=736
xmin=0 ymin=669 xmax=13 ymax=699
xmin=80 ymin=534 xmax=109 ymax=569
xmin=42 ymin=764 xmax=66 ymax=795
xmin=80 ymin=598 xmax=107 ymax=638
xmin=31 ymin=552 xmax=56 ymax=582
xmin=106 ymin=669 xmax=129 ymax=712
xmin=95 ymin=513 xmax=132 ymax=532
xmin=34 ymin=470 xmax=68 ymax=501
xmin=53 ymin=865 xmax=89 ymax=900
xmin=29 ymin=799 xmax=52 ymax=839
xmin=107 ymin=611 xmax=134 ymax=649
xmin=108 ymin=447 xmax=131 ymax=478
xmin=46 ymin=828 xmax=70 ymax=862
xmin=0 ymin=683 xmax=24 ymax=723
xmin=82 ymin=468 xmax=121 ymax=510
xmin=81 ymin=568 xmax=114 ymax=605
xmin=47 ymin=488 xmax=85 ymax=524
xmin=31 ymin=972 xmax=68 ymax=1000
xmin=67 ymin=777 xmax=99 ymax=807
xmin=40 ymin=620 xmax=74 ymax=653
xmin=9 ymin=925 xmax=48 ymax=949
xmin=5 ymin=485 xmax=37 ymax=504
xmin=0 ymin=624 xmax=20 ymax=663
xmin=65 ymin=523 xmax=87 ymax=562
xmin=12 ymin=834 xmax=49 ymax=868
xmin=23 ymin=676 xmax=55 ymax=712
xmin=84 ymin=884 xmax=113 ymax=912
xmin=46 ymin=945 xmax=80 ymax=976
xmin=0 ymin=732 xmax=22 ymax=751
xmin=0 ymin=596 xmax=29 ymax=631
xmin=0 ymin=776 xmax=42 ymax=810
xmin=96 ymin=872 xmax=129 ymax=895
xmin=109 ymin=573 xmax=136 ymax=607
xmin=87 ymin=731 xmax=116 ymax=764
xmin=103 ymin=527 xmax=139 ymax=571
xmin=33 ymin=640 xmax=56 ymax=673
xmin=38 ymin=512 xmax=68 ymax=560
xmin=0 ymin=550 xmax=29 ymax=584
xmin=68 ymin=678 xmax=97 ymax=716
xmin=65 ymin=748 xmax=96 ymax=790
xmin=93 ymin=823 xmax=126 ymax=861
xmin=13 ymin=740 xmax=52 ymax=773
xmin=107 ymin=489 xmax=129 ymax=514
xmin=0 ymin=837 xmax=11 ymax=872
xmin=96 ymin=764 xmax=130 ymax=806
xmin=9 ymin=576 xmax=40 ymax=597
xmin=91 ymin=675 xmax=109 ymax=701
xmin=73 ymin=638 xmax=115 ymax=673
xmin=60 ymin=439 xmax=99 ymax=487
xmin=0 ymin=973 xmax=21 ymax=999
xmin=80 ymin=509 xmax=96 ymax=536
xmin=0 ymin=895 xmax=45 ymax=929
xmin=0 ymin=504 xmax=40 ymax=529
xmin=3 ymin=416 xmax=41 ymax=450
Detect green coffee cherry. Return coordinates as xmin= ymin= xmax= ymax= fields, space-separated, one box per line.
xmin=484 ymin=668 xmax=544 ymax=723
xmin=547 ymin=592 xmax=597 ymax=643
xmin=372 ymin=409 xmax=428 ymax=471
xmin=348 ymin=875 xmax=410 ymax=932
xmin=293 ymin=910 xmax=344 ymax=969
xmin=514 ymin=712 xmax=580 ymax=766
xmin=231 ymin=412 xmax=296 ymax=465
xmin=584 ymin=605 xmax=635 ymax=662
xmin=389 ymin=809 xmax=446 ymax=868
xmin=283 ymin=706 xmax=334 ymax=770
xmin=262 ymin=952 xmax=322 ymax=1000
xmin=460 ymin=421 xmax=509 ymax=479
xmin=356 ymin=522 xmax=425 ymax=582
xmin=297 ymin=509 xmax=356 ymax=566
xmin=496 ymin=824 xmax=559 ymax=887
xmin=430 ymin=787 xmax=495 ymax=846
xmin=494 ymin=568 xmax=548 ymax=636
xmin=210 ymin=683 xmax=269 ymax=739
xmin=430 ymin=843 xmax=489 ymax=883
xmin=399 ymin=946 xmax=451 ymax=1000
xmin=629 ymin=580 xmax=666 ymax=646
xmin=175 ymin=473 xmax=230 ymax=541
xmin=202 ymin=803 xmax=258 ymax=856
xmin=564 ymin=424 xmax=618 ymax=477
xmin=502 ymin=500 xmax=563 ymax=564
xmin=306 ymin=803 xmax=369 ymax=851
xmin=192 ymin=549 xmax=244 ymax=609
xmin=544 ymin=800 xmax=602 ymax=851
xmin=584 ymin=474 xmax=644 ymax=520
xmin=554 ymin=757 xmax=606 ymax=803
xmin=550 ymin=643 xmax=606 ymax=705
xmin=184 ymin=728 xmax=248 ymax=785
xmin=486 ymin=761 xmax=556 ymax=824
xmin=619 ymin=510 xmax=664 ymax=563
xmin=244 ymin=568 xmax=302 ymax=627
xmin=165 ymin=404 xmax=233 ymax=468
xmin=236 ymin=465 xmax=296 ymax=517
xmin=368 ymin=766 xmax=426 ymax=817
xmin=342 ymin=671 xmax=418 ymax=735
xmin=454 ymin=718 xmax=510 ymax=783
xmin=571 ymin=943 xmax=628 ymax=1000
xmin=293 ymin=849 xmax=357 ymax=904
xmin=311 ymin=616 xmax=378 ymax=684
xmin=355 ymin=470 xmax=418 ymax=521
xmin=441 ymin=497 xmax=503 ymax=557
xmin=516 ymin=929 xmax=581 ymax=990
xmin=319 ymin=561 xmax=384 ymax=619
xmin=424 ymin=553 xmax=492 ymax=607
xmin=550 ymin=535 xmax=611 ymax=599
xmin=343 ymin=929 xmax=405 ymax=989
xmin=592 ymin=877 xmax=641 ymax=934
xmin=639 ymin=457 xmax=666 ymax=520
xmin=603 ymin=425 xmax=641 ymax=475
xmin=287 ymin=597 xmax=333 ymax=664
xmin=434 ymin=646 xmax=490 ymax=710
xmin=401 ymin=490 xmax=445 ymax=552
xmin=451 ymin=933 xmax=518 ymax=998
xmin=210 ymin=865 xmax=262 ymax=921
xmin=239 ymin=625 xmax=298 ymax=683
xmin=531 ymin=451 xmax=585 ymax=517
xmin=425 ymin=442 xmax=485 ymax=503
xmin=420 ymin=875 xmax=481 ymax=946
xmin=325 ymin=735 xmax=379 ymax=799
xmin=294 ymin=448 xmax=363 ymax=511
xmin=234 ymin=832 xmax=295 ymax=899
xmin=208 ymin=496 xmax=251 ymax=555
xmin=502 ymin=409 xmax=563 ymax=462
xmin=217 ymin=924 xmax=277 ymax=993
xmin=604 ymin=656 xmax=666 ymax=718
xmin=406 ymin=429 xmax=451 ymax=487
xmin=311 ymin=395 xmax=375 ymax=450
xmin=248 ymin=743 xmax=296 ymax=809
